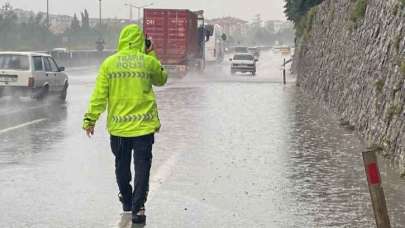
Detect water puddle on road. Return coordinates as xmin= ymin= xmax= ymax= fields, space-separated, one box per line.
xmin=148 ymin=76 xmax=405 ymax=227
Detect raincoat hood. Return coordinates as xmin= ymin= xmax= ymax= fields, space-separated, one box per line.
xmin=117 ymin=24 xmax=145 ymax=52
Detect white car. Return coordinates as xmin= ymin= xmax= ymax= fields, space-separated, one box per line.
xmin=230 ymin=53 xmax=258 ymax=76
xmin=0 ymin=52 xmax=69 ymax=101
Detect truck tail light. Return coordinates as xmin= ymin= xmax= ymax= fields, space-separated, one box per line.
xmin=28 ymin=77 xmax=34 ymax=87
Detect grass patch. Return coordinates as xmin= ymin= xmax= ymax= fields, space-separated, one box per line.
xmin=386 ymin=104 xmax=402 ymax=121
xmin=398 ymin=0 xmax=405 ymax=16
xmin=350 ymin=0 xmax=368 ymax=24
xmin=392 ymin=0 xmax=405 ymax=15
xmin=401 ymin=60 xmax=405 ymax=76
xmin=393 ymin=3 xmax=399 ymax=15
xmin=394 ymin=35 xmax=401 ymax=53
xmin=369 ymin=144 xmax=384 ymax=153
xmin=374 ymin=79 xmax=385 ymax=93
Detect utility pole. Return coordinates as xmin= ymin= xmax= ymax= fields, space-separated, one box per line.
xmin=46 ymin=0 xmax=49 ymax=29
xmin=96 ymin=0 xmax=104 ymax=52
xmin=125 ymin=2 xmax=154 ymax=25
xmin=98 ymin=0 xmax=102 ymax=26
xmin=137 ymin=7 xmax=142 ymax=26
xmin=125 ymin=3 xmax=134 ymax=21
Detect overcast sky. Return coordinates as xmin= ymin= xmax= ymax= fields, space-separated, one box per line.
xmin=3 ymin=0 xmax=287 ymax=22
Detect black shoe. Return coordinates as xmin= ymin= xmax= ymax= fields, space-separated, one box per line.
xmin=132 ymin=208 xmax=146 ymax=224
xmin=118 ymin=193 xmax=132 ymax=212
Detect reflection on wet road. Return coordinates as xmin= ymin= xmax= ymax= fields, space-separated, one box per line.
xmin=0 ymin=52 xmax=404 ymax=228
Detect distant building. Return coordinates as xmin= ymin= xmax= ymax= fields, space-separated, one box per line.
xmin=6 ymin=7 xmax=130 ymax=34
xmin=207 ymin=17 xmax=249 ymax=38
xmin=270 ymin=20 xmax=293 ymax=33
xmin=89 ymin=18 xmax=132 ymax=28
xmin=13 ymin=8 xmax=36 ymax=23
xmin=49 ymin=14 xmax=73 ymax=34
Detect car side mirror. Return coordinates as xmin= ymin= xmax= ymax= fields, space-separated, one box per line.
xmin=58 ymin=66 xmax=65 ymax=72
xmin=229 ymin=58 xmax=233 ymax=61
xmin=255 ymin=59 xmax=259 ymax=62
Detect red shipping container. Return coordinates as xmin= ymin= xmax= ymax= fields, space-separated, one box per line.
xmin=143 ymin=9 xmax=200 ymax=66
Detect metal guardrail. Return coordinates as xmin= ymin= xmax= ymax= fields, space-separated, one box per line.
xmin=50 ymin=50 xmax=115 ymax=68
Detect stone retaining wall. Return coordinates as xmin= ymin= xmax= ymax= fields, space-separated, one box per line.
xmin=295 ymin=0 xmax=404 ymax=174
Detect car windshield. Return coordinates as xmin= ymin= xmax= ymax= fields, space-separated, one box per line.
xmin=234 ymin=55 xmax=254 ymax=61
xmin=0 ymin=54 xmax=30 ymax=70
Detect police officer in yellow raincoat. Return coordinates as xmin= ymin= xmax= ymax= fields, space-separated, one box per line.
xmin=82 ymin=24 xmax=167 ymax=224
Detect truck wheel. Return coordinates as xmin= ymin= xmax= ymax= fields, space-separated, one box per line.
xmin=59 ymin=84 xmax=68 ymax=101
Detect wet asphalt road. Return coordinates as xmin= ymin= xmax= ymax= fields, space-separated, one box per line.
xmin=0 ymin=51 xmax=404 ymax=228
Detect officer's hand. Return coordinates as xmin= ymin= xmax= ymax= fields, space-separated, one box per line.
xmin=146 ymin=43 xmax=154 ymax=54
xmin=85 ymin=126 xmax=95 ymax=138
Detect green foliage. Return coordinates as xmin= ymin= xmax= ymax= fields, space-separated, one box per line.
xmin=393 ymin=35 xmax=401 ymax=53
xmin=70 ymin=14 xmax=80 ymax=32
xmin=374 ymin=79 xmax=385 ymax=93
xmin=284 ymin=0 xmax=324 ymax=24
xmin=0 ymin=3 xmax=130 ymax=51
xmin=393 ymin=0 xmax=405 ymax=15
xmin=400 ymin=60 xmax=405 ymax=75
xmin=81 ymin=9 xmax=90 ymax=29
xmin=0 ymin=5 xmax=57 ymax=51
xmin=369 ymin=144 xmax=384 ymax=153
xmin=386 ymin=104 xmax=402 ymax=121
xmin=401 ymin=0 xmax=405 ymax=8
xmin=393 ymin=3 xmax=399 ymax=15
xmin=284 ymin=0 xmax=323 ymax=40
xmin=350 ymin=0 xmax=368 ymax=24
xmin=295 ymin=7 xmax=317 ymax=39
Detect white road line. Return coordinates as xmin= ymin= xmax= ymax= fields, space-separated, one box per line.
xmin=0 ymin=118 xmax=47 ymax=135
xmin=0 ymin=105 xmax=50 ymax=117
xmin=148 ymin=153 xmax=179 ymax=197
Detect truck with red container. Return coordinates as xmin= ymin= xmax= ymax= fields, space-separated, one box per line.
xmin=143 ymin=8 xmax=205 ymax=76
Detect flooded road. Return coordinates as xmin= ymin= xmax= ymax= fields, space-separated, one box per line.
xmin=0 ymin=51 xmax=404 ymax=228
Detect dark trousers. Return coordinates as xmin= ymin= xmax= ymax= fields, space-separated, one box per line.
xmin=110 ymin=134 xmax=154 ymax=213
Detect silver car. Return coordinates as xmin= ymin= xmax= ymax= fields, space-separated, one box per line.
xmin=230 ymin=53 xmax=258 ymax=76
xmin=0 ymin=52 xmax=69 ymax=101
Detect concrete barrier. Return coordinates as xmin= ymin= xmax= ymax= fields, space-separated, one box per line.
xmin=50 ymin=50 xmax=115 ymax=68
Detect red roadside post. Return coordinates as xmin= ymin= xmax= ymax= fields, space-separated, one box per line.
xmin=362 ymin=149 xmax=391 ymax=228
